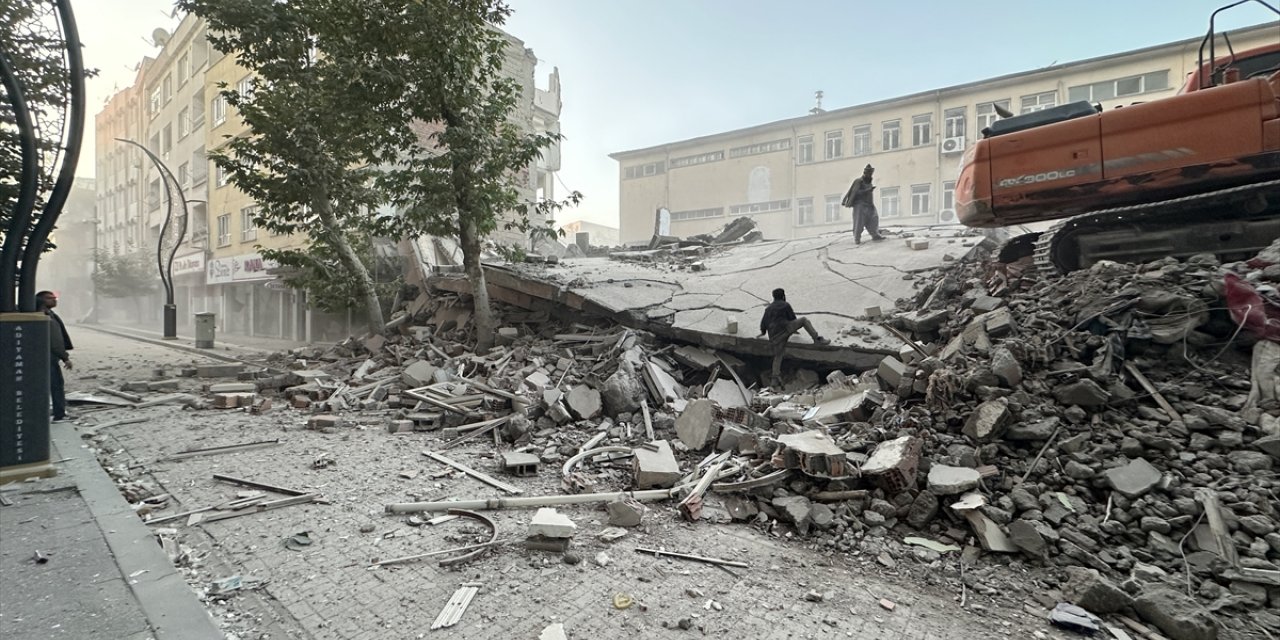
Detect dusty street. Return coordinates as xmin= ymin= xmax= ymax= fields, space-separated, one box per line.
xmin=62 ymin=327 xmax=1066 ymax=640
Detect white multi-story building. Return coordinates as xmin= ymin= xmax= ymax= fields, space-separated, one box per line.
xmin=611 ymin=23 xmax=1279 ymax=245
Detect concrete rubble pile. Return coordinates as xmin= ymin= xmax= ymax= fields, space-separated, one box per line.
xmin=106 ymin=235 xmax=1280 ymax=639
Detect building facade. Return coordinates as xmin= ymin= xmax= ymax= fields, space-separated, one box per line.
xmin=92 ymin=13 xmax=563 ymax=341
xmin=611 ymin=23 xmax=1279 ymax=245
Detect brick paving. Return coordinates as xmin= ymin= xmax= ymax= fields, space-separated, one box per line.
xmin=63 ymin=328 xmax=1067 ymax=639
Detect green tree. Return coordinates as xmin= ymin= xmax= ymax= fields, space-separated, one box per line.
xmin=179 ymin=0 xmax=579 ymax=346
xmin=92 ymin=250 xmax=157 ymax=299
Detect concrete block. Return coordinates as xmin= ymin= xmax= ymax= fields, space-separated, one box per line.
xmin=401 ymin=360 xmax=438 ymax=388
xmin=525 ymin=370 xmax=551 ymax=390
xmin=927 ymin=465 xmax=981 ymax=495
xmin=496 ymin=327 xmax=520 ymax=345
xmin=292 ymin=396 xmax=312 ymax=409
xmin=525 ymin=535 xmax=571 ymax=553
xmin=501 ymin=452 xmax=540 ymax=476
xmin=196 ymin=363 xmax=245 ymax=378
xmin=308 ymin=415 xmax=342 ymax=430
xmin=249 ymin=397 xmax=272 ymax=414
xmin=148 ymin=379 xmax=180 ymax=391
xmin=861 ymin=435 xmax=922 ymax=494
xmin=773 ymin=430 xmax=850 ymax=477
xmin=900 ymin=309 xmax=949 ymax=333
xmin=566 ymin=384 xmax=602 ymax=420
xmin=209 ymin=382 xmax=256 ymax=394
xmin=675 ymin=399 xmax=719 ymax=450
xmin=984 ymin=307 xmax=1016 ymax=337
xmin=970 ymin=295 xmax=1004 ymax=313
xmin=606 ymin=499 xmax=645 ymax=527
xmin=717 ymin=424 xmax=749 ymax=453
xmin=632 ymin=440 xmax=681 ymax=489
xmin=963 ymin=398 xmax=1011 ymax=441
xmin=122 ymin=380 xmax=151 ymax=393
xmin=907 ymin=239 xmax=930 ymax=250
xmin=212 ymin=393 xmax=240 ymax=409
xmin=387 ymin=419 xmax=414 ymax=434
xmin=1104 ymin=458 xmax=1162 ymax=498
xmin=529 ymin=507 xmax=576 ymax=539
xmin=864 ymin=305 xmax=883 ymax=318
xmin=877 ymin=356 xmax=907 ymax=388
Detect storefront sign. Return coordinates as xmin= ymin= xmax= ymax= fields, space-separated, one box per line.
xmin=206 ymin=252 xmax=279 ymax=285
xmin=172 ymin=251 xmax=206 ymax=277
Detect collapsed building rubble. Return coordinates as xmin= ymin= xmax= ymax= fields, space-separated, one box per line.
xmin=79 ymin=229 xmax=1280 ymax=639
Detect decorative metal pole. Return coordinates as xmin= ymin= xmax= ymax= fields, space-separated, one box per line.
xmin=0 ymin=0 xmax=86 ymax=482
xmin=115 ymin=139 xmax=189 ymax=339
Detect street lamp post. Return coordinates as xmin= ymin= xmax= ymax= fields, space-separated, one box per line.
xmin=116 ymin=139 xmax=189 ymax=339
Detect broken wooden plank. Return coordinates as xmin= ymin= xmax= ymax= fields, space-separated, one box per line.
xmin=678 ymin=459 xmax=727 ymax=521
xmin=1195 ymin=488 xmax=1239 ymax=569
xmin=162 ymin=439 xmax=281 ymax=461
xmin=640 ymin=400 xmax=654 ymax=441
xmin=634 ymin=547 xmax=748 ymax=569
xmin=421 ymin=450 xmax=523 ymax=494
xmin=438 ymin=418 xmax=509 ymax=451
xmin=431 ymin=584 xmax=480 ymax=630
xmin=133 ymin=393 xmax=197 ymax=409
xmin=198 ymin=494 xmax=319 ymax=524
xmin=404 ymin=388 xmax=469 ymax=415
xmin=96 ymin=386 xmax=142 ymax=403
xmin=1124 ymin=362 xmax=1182 ymax=422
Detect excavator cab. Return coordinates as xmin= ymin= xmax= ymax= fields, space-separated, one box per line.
xmin=956 ymin=0 xmax=1280 ymax=273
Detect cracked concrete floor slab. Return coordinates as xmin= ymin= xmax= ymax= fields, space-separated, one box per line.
xmin=500 ymin=228 xmax=985 ymax=366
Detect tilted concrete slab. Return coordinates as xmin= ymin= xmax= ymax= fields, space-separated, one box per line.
xmin=429 ymin=228 xmax=985 ymax=369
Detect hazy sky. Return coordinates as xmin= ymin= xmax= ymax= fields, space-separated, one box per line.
xmin=78 ymin=1 xmax=1279 ymax=227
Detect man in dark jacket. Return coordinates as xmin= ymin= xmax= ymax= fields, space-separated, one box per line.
xmin=36 ymin=291 xmax=73 ymax=422
xmin=758 ymin=288 xmax=829 ymax=385
xmin=843 ymin=164 xmax=884 ymax=244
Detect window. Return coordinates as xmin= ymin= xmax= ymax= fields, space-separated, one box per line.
xmin=670 ymin=207 xmax=724 ymax=221
xmin=148 ymin=178 xmax=161 ymax=211
xmin=911 ymin=184 xmax=932 ymax=216
xmin=882 ymin=120 xmax=901 ymax=151
xmin=852 ymin=125 xmax=871 ymax=156
xmin=943 ymin=181 xmax=956 ymax=211
xmin=796 ymin=197 xmax=815 ymax=226
xmin=1020 ymin=91 xmax=1057 ymax=114
xmin=177 ymin=53 xmax=190 ymax=85
xmin=212 ymin=95 xmax=227 ymax=125
xmin=824 ymin=195 xmax=842 ymax=223
xmin=976 ymin=100 xmax=1010 ymax=132
xmin=728 ymin=199 xmax=790 ymax=215
xmin=730 ymin=139 xmax=790 ymax=158
xmin=911 ymin=114 xmax=932 ymax=147
xmin=149 ymin=88 xmax=161 ymax=116
xmin=192 ymin=146 xmax=207 ymax=183
xmin=237 ymin=75 xmax=254 ymax=99
xmin=1068 ymin=70 xmax=1170 ymax=103
xmin=241 ymin=205 xmax=259 ymax=242
xmin=881 ymin=187 xmax=900 ymax=218
xmin=162 ymin=74 xmax=173 ymax=104
xmin=623 ymin=161 xmax=665 ymax=179
xmin=191 ymin=89 xmax=205 ymax=127
xmin=824 ymin=130 xmax=843 ymax=160
xmin=944 ymin=108 xmax=966 ymax=139
xmin=216 ymin=213 xmax=231 ymax=247
xmin=178 ymin=162 xmax=190 ymax=186
xmin=161 ymin=125 xmax=173 ymax=156
xmin=670 ymin=150 xmax=724 ymax=168
xmin=178 ymin=108 xmax=191 ymax=138
xmin=796 ymin=135 xmax=814 ymax=164
xmin=216 ymin=164 xmax=229 ymax=187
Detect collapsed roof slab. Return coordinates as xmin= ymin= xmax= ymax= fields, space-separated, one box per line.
xmin=429 ymin=228 xmax=986 ymax=369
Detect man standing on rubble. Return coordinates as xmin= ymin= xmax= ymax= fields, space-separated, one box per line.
xmin=843 ymin=164 xmax=884 ymax=244
xmin=759 ymin=288 xmax=829 ymax=386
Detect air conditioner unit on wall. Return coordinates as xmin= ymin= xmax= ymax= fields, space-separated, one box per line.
xmin=938 ymin=209 xmax=958 ymax=223
xmin=940 ymin=136 xmax=965 ymax=155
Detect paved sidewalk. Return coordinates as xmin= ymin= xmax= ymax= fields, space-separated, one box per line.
xmin=76 ymin=323 xmax=309 ymax=362
xmin=0 ymin=424 xmax=222 ymax=640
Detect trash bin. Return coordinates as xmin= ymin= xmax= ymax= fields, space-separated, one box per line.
xmin=194 ymin=312 xmax=216 ymax=349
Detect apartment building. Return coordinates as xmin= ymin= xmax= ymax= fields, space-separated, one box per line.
xmin=611 ymin=23 xmax=1279 ymax=245
xmin=93 ymin=13 xmax=564 ymax=340
xmin=94 ymin=60 xmax=150 ymax=255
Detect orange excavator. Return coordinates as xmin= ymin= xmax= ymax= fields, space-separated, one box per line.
xmin=955 ymin=1 xmax=1280 ymax=274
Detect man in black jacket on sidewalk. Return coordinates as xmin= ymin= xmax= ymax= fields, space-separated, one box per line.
xmin=36 ymin=291 xmax=73 ymax=422
xmin=758 ymin=288 xmax=829 ymax=386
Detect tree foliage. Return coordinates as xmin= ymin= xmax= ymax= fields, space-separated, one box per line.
xmin=91 ymin=250 xmax=158 ymax=299
xmin=0 ymin=2 xmax=96 ymax=252
xmin=178 ymin=0 xmax=580 ymax=344
xmin=261 ymin=234 xmax=400 ymax=315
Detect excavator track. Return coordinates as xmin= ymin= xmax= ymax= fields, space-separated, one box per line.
xmin=1031 ymin=178 xmax=1280 ymax=276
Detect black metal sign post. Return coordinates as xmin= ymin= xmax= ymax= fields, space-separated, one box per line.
xmin=0 ymin=0 xmax=85 ymax=482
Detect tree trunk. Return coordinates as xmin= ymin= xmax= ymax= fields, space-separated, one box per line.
xmin=459 ymin=216 xmax=494 ymax=353
xmin=311 ymin=189 xmax=384 ymax=333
